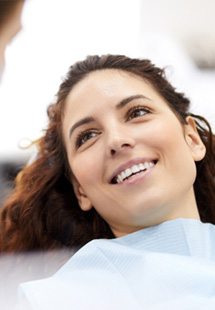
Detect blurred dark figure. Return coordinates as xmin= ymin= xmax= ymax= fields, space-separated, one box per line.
xmin=0 ymin=1 xmax=25 ymax=205
xmin=0 ymin=160 xmax=26 ymax=205
xmin=0 ymin=0 xmax=25 ymax=80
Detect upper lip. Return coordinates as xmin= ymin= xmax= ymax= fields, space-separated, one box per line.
xmin=109 ymin=157 xmax=158 ymax=184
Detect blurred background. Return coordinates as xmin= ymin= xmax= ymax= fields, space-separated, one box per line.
xmin=0 ymin=0 xmax=215 ymax=204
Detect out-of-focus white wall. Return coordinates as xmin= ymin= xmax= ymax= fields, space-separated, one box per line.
xmin=139 ymin=0 xmax=215 ymax=131
xmin=0 ymin=0 xmax=141 ymax=159
xmin=0 ymin=0 xmax=215 ymax=160
xmin=140 ymin=0 xmax=215 ymax=65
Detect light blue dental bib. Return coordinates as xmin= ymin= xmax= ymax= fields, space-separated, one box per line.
xmin=18 ymin=218 xmax=215 ymax=309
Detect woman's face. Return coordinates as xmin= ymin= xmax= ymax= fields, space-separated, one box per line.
xmin=62 ymin=69 xmax=205 ymax=236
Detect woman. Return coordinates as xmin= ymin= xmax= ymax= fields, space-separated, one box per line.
xmin=1 ymin=55 xmax=215 ymax=309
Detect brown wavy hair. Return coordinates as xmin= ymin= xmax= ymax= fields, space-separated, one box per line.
xmin=1 ymin=54 xmax=215 ymax=252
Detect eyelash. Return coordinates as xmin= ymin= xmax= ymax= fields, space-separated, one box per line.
xmin=75 ymin=105 xmax=151 ymax=148
xmin=75 ymin=129 xmax=100 ymax=148
xmin=126 ymin=105 xmax=151 ymax=121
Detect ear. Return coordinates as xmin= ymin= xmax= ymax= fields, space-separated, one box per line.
xmin=72 ymin=177 xmax=93 ymax=211
xmin=184 ymin=116 xmax=206 ymax=161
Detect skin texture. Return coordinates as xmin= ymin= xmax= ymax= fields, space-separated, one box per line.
xmin=0 ymin=1 xmax=24 ymax=76
xmin=63 ymin=69 xmax=206 ymax=237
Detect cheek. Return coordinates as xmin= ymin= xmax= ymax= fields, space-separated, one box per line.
xmin=147 ymin=118 xmax=195 ymax=167
xmin=70 ymin=155 xmax=101 ymax=187
xmin=153 ymin=116 xmax=184 ymax=146
xmin=157 ymin=124 xmax=197 ymax=181
xmin=140 ymin=118 xmax=182 ymax=151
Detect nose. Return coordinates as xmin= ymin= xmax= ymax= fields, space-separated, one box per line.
xmin=106 ymin=130 xmax=135 ymax=157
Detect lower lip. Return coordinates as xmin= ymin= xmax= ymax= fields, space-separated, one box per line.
xmin=116 ymin=164 xmax=156 ymax=186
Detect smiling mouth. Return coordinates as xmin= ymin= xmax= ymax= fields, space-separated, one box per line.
xmin=111 ymin=160 xmax=158 ymax=184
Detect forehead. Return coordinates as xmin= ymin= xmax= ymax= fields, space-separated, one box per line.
xmin=64 ymin=69 xmax=160 ymax=110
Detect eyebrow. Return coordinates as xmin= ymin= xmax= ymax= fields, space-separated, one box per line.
xmin=69 ymin=116 xmax=94 ymax=138
xmin=69 ymin=94 xmax=151 ymax=138
xmin=116 ymin=94 xmax=151 ymax=109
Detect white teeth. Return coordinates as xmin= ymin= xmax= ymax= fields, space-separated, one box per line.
xmin=139 ymin=163 xmax=145 ymax=170
xmin=131 ymin=165 xmax=139 ymax=173
xmin=121 ymin=171 xmax=126 ymax=180
xmin=149 ymin=162 xmax=154 ymax=168
xmin=117 ymin=175 xmax=123 ymax=183
xmin=145 ymin=162 xmax=150 ymax=169
xmin=115 ymin=161 xmax=155 ymax=184
xmin=125 ymin=168 xmax=132 ymax=178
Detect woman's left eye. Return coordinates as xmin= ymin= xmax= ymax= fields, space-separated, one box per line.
xmin=126 ymin=106 xmax=151 ymax=121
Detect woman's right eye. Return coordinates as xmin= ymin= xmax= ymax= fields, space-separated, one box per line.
xmin=75 ymin=129 xmax=100 ymax=148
